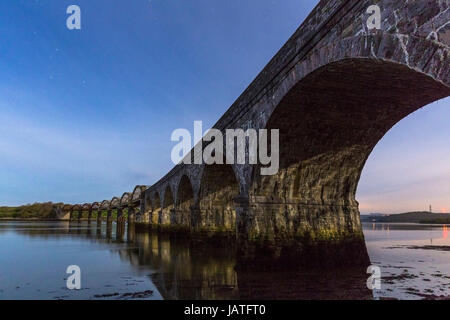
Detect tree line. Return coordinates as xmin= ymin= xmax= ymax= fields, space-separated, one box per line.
xmin=0 ymin=202 xmax=66 ymax=219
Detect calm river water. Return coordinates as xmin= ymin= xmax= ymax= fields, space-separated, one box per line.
xmin=0 ymin=221 xmax=449 ymax=300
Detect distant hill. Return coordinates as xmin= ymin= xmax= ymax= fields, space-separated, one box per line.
xmin=361 ymin=211 xmax=450 ymax=223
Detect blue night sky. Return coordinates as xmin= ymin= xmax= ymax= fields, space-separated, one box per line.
xmin=0 ymin=0 xmax=449 ymax=213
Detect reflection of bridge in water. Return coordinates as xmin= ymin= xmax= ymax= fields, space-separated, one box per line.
xmin=11 ymin=220 xmax=372 ymax=299
xmin=56 ymin=0 xmax=450 ymax=270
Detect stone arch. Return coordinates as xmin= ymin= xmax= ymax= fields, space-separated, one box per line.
xmin=110 ymin=197 xmax=120 ymax=209
xmin=121 ymin=192 xmax=131 ymax=208
xmin=98 ymin=200 xmax=110 ymax=220
xmin=198 ymin=164 xmax=240 ymax=232
xmin=100 ymin=200 xmax=110 ymax=210
xmin=109 ymin=197 xmax=120 ymax=220
xmin=71 ymin=204 xmax=82 ymax=220
xmin=90 ymin=202 xmax=99 ymax=221
xmin=246 ymin=33 xmax=450 ymax=267
xmin=81 ymin=203 xmax=91 ymax=220
xmin=119 ymin=192 xmax=132 ymax=223
xmin=132 ymin=185 xmax=146 ymax=203
xmin=161 ymin=185 xmax=175 ymax=226
xmin=176 ymin=175 xmax=195 ymax=228
xmin=255 ymin=33 xmax=450 ymax=133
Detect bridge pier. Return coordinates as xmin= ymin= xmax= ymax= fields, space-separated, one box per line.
xmin=127 ymin=207 xmax=135 ymax=224
xmin=106 ymin=219 xmax=112 ymax=240
xmin=139 ymin=210 xmax=150 ymax=223
xmin=106 ymin=209 xmax=112 ymax=225
xmin=150 ymin=209 xmax=158 ymax=225
xmin=136 ymin=197 xmax=146 ymax=224
xmin=116 ymin=208 xmax=123 ymax=225
xmin=190 ymin=205 xmax=201 ymax=232
xmin=160 ymin=208 xmax=171 ymax=226
xmin=234 ymin=195 xmax=251 ymax=262
xmin=234 ymin=195 xmax=369 ymax=270
xmin=127 ymin=223 xmax=136 ymax=243
xmin=96 ymin=210 xmax=102 ymax=225
xmin=116 ymin=220 xmax=126 ymax=241
xmin=169 ymin=209 xmax=177 ymax=225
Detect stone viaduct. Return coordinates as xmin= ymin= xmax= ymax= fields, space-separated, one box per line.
xmin=59 ymin=0 xmax=450 ymax=269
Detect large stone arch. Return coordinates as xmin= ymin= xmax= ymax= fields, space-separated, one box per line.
xmin=176 ymin=175 xmax=195 ymax=229
xmin=243 ymin=32 xmax=450 ymax=268
xmin=198 ymin=164 xmax=240 ymax=233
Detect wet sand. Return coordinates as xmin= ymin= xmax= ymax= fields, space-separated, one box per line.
xmin=365 ymin=223 xmax=450 ymax=300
